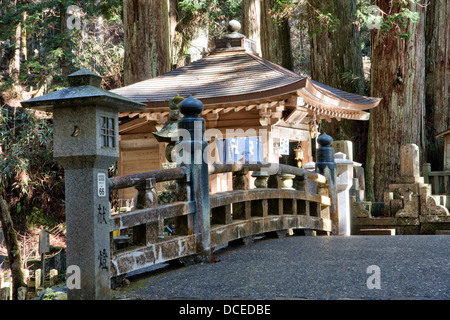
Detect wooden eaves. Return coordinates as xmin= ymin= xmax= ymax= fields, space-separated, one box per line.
xmin=111 ymin=42 xmax=381 ymax=132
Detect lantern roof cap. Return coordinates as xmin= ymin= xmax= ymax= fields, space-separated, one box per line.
xmin=21 ymin=69 xmax=146 ymax=113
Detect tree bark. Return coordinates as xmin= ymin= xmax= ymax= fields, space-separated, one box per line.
xmin=260 ymin=0 xmax=293 ymax=70
xmin=11 ymin=14 xmax=21 ymax=81
xmin=169 ymin=0 xmax=178 ymax=68
xmin=59 ymin=3 xmax=71 ymax=77
xmin=307 ymin=0 xmax=366 ymax=163
xmin=425 ymin=0 xmax=450 ymax=170
xmin=123 ymin=0 xmax=171 ymax=86
xmin=366 ymin=1 xmax=426 ymax=201
xmin=20 ymin=10 xmax=26 ymax=62
xmin=0 ymin=196 xmax=26 ymax=300
xmin=242 ymin=0 xmax=261 ymax=56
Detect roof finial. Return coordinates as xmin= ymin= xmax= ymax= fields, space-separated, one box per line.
xmin=227 ymin=20 xmax=241 ymax=33
xmin=222 ymin=20 xmax=244 ymax=39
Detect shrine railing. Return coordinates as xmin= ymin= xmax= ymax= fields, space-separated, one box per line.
xmin=108 ymin=162 xmax=332 ymax=277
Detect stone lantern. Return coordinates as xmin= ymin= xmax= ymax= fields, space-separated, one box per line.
xmin=152 ymin=94 xmax=184 ymax=163
xmin=21 ymin=69 xmax=146 ymax=300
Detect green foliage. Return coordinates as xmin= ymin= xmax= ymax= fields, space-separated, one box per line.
xmin=177 ymin=0 xmax=241 ymax=38
xmin=0 ymin=0 xmax=124 ymax=94
xmin=0 ymin=0 xmax=124 ymax=229
xmin=40 ymin=288 xmax=67 ymax=300
xmin=341 ymin=71 xmax=361 ymax=83
xmin=71 ymin=27 xmax=125 ymax=90
xmin=95 ymin=0 xmax=122 ymax=22
xmin=271 ymin=0 xmax=340 ymax=35
xmin=1 ymin=108 xmax=48 ymax=189
xmin=0 ymin=106 xmax=64 ymax=230
xmin=357 ymin=0 xmax=420 ymax=37
xmin=27 ymin=207 xmax=59 ymax=229
xmin=158 ymin=190 xmax=177 ymax=205
xmin=158 ymin=164 xmax=177 ymax=204
xmin=271 ymin=0 xmax=421 ymax=37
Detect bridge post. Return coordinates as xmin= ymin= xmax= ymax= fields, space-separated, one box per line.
xmin=133 ymin=178 xmax=159 ymax=245
xmin=21 ymin=69 xmax=145 ymax=299
xmin=233 ymin=168 xmax=251 ymax=220
xmin=315 ymin=133 xmax=339 ymax=235
xmin=175 ymin=96 xmax=211 ymax=261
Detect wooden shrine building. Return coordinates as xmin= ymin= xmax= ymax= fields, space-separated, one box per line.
xmin=111 ymin=21 xmax=381 ymax=201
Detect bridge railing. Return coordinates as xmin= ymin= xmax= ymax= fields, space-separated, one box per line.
xmin=108 ymin=161 xmax=332 ymax=277
xmin=108 ymin=166 xmax=194 ymax=277
xmin=208 ymin=162 xmax=332 ymax=248
xmin=423 ymin=163 xmax=450 ymax=195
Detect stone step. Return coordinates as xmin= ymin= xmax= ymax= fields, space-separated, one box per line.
xmin=358 ymin=228 xmax=396 ymax=236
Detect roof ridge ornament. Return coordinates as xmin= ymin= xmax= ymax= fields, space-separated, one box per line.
xmin=214 ymin=20 xmax=249 ymax=53
xmin=222 ymin=20 xmax=245 ymax=39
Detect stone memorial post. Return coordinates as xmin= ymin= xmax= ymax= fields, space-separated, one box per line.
xmin=38 ymin=229 xmax=50 ymax=286
xmin=335 ymin=152 xmax=361 ymax=235
xmin=22 ymin=69 xmax=145 ymax=299
xmin=315 ymin=133 xmax=338 ymax=234
xmin=399 ymin=144 xmax=422 ymax=183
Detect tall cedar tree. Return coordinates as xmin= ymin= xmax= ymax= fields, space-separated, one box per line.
xmin=366 ymin=0 xmax=426 ymax=201
xmin=307 ymin=0 xmax=366 ymax=163
xmin=123 ymin=0 xmax=171 ymax=85
xmin=425 ymin=0 xmax=450 ymax=170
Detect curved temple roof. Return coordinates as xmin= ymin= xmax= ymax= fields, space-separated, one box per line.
xmin=112 ymin=43 xmax=380 ymax=123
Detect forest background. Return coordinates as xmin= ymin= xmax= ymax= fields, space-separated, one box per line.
xmin=0 ymin=0 xmax=448 ymax=235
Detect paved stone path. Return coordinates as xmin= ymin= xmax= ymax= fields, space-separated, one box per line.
xmin=112 ymin=235 xmax=449 ymax=300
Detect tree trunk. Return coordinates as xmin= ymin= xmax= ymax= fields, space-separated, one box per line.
xmin=425 ymin=0 xmax=450 ymax=170
xmin=0 ymin=196 xmax=26 ymax=300
xmin=169 ymin=0 xmax=178 ymax=68
xmin=11 ymin=15 xmax=21 ymax=82
xmin=59 ymin=3 xmax=71 ymax=77
xmin=260 ymin=0 xmax=293 ymax=70
xmin=366 ymin=1 xmax=426 ymax=201
xmin=123 ymin=0 xmax=171 ymax=86
xmin=20 ymin=11 xmax=27 ymax=62
xmin=308 ymin=0 xmax=366 ymax=163
xmin=242 ymin=0 xmax=261 ymax=56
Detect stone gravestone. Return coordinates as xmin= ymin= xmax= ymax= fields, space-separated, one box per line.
xmin=333 ymin=140 xmax=353 ymax=161
xmin=38 ymin=229 xmax=50 ymax=287
xmin=22 ymin=69 xmax=145 ymax=299
xmin=387 ymin=143 xmax=448 ymax=217
xmin=388 ymin=144 xmax=423 ymax=217
xmin=399 ymin=144 xmax=422 ymax=183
